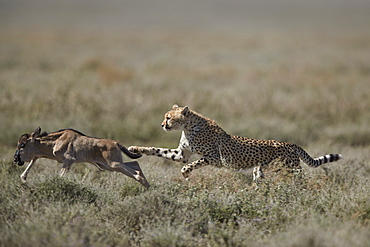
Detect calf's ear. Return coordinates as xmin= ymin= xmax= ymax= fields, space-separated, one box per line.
xmin=31 ymin=127 xmax=41 ymax=142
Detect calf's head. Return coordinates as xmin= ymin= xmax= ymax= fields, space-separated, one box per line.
xmin=14 ymin=127 xmax=42 ymax=166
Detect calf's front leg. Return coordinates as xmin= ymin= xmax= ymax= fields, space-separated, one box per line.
xmin=60 ymin=160 xmax=75 ymax=177
xmin=20 ymin=158 xmax=38 ymax=182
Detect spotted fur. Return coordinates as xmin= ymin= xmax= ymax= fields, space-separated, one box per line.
xmin=129 ymin=105 xmax=342 ymax=186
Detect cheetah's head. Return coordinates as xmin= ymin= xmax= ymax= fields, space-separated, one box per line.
xmin=161 ymin=104 xmax=190 ymax=131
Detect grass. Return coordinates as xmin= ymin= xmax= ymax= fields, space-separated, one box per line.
xmin=1 ymin=19 xmax=370 ymax=246
xmin=1 ymin=156 xmax=369 ymax=246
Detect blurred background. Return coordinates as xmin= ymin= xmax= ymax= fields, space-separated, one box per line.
xmin=2 ymin=0 xmax=370 ymax=33
xmin=1 ymin=1 xmax=370 ymax=246
xmin=1 ymin=0 xmax=369 ymax=150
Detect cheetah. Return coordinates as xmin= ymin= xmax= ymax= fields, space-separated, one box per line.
xmin=129 ymin=105 xmax=342 ymax=187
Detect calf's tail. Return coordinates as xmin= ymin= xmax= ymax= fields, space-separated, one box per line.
xmin=118 ymin=144 xmax=142 ymax=159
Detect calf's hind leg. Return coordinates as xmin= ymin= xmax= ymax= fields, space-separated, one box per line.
xmin=111 ymin=161 xmax=150 ymax=188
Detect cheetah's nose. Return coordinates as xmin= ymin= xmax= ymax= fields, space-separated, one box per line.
xmin=162 ymin=124 xmax=171 ymax=131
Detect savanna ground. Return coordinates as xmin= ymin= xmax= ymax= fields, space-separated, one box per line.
xmin=1 ymin=1 xmax=370 ymax=246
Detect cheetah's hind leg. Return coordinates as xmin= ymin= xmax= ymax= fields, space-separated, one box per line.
xmin=252 ymin=166 xmax=265 ymax=190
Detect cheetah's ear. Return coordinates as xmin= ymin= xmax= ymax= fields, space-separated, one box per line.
xmin=172 ymin=104 xmax=179 ymax=109
xmin=181 ymin=106 xmax=189 ymax=116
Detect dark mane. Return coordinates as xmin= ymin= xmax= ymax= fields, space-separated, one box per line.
xmin=36 ymin=128 xmax=102 ymax=141
xmin=49 ymin=128 xmax=88 ymax=137
xmin=39 ymin=131 xmax=49 ymax=137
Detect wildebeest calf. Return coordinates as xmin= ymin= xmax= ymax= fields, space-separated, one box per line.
xmin=14 ymin=127 xmax=150 ymax=188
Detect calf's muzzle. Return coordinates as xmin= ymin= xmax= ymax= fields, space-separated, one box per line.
xmin=14 ymin=150 xmax=24 ymax=166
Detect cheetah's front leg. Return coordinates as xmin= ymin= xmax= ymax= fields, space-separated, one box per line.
xmin=181 ymin=157 xmax=218 ymax=178
xmin=128 ymin=146 xmax=191 ymax=163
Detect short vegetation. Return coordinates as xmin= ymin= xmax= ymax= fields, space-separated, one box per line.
xmin=1 ymin=18 xmax=370 ymax=247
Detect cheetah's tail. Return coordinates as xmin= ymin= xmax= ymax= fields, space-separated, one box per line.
xmin=293 ymin=144 xmax=342 ymax=168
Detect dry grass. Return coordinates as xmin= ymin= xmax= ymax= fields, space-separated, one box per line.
xmin=1 ymin=31 xmax=369 ymax=148
xmin=1 ymin=1 xmax=370 ymax=245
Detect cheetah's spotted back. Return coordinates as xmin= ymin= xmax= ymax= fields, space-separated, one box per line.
xmin=129 ymin=105 xmax=342 ymax=186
